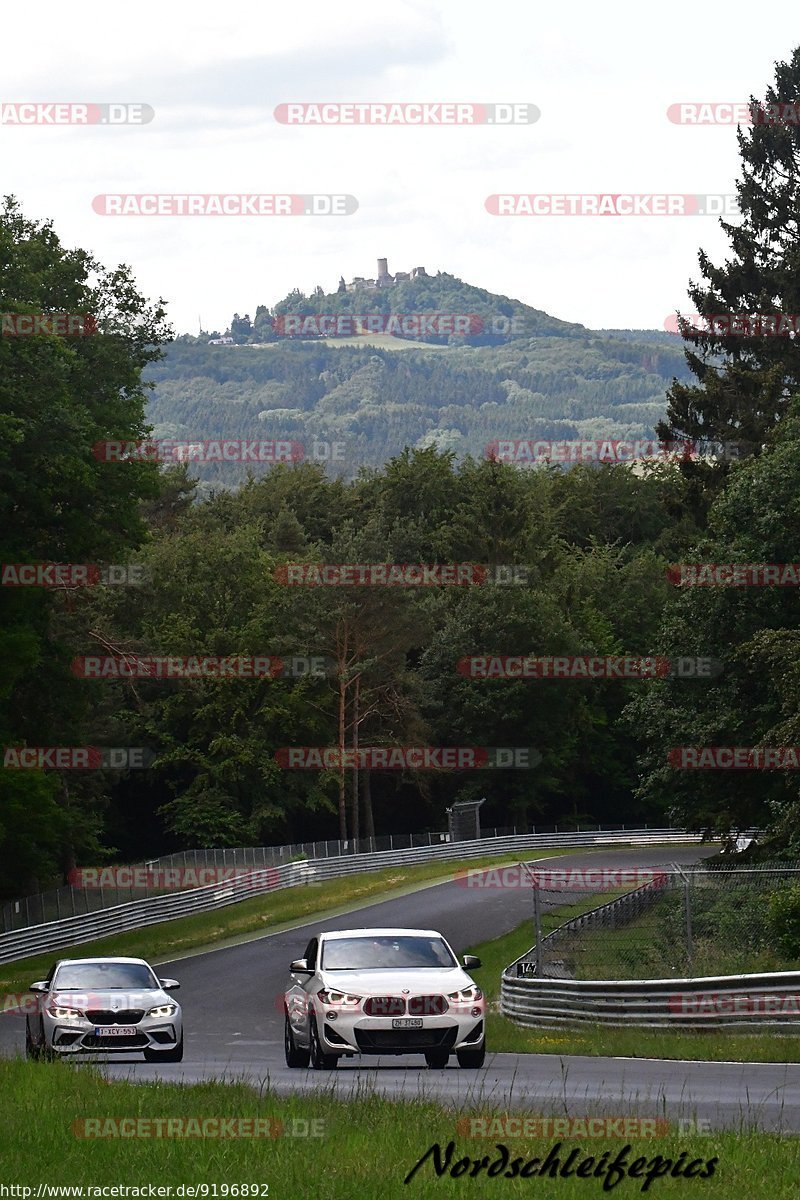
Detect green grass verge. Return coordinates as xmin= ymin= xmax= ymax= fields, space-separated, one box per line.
xmin=0 ymin=848 xmax=587 ymax=999
xmin=0 ymin=1059 xmax=796 ymax=1195
xmin=466 ymin=915 xmax=800 ymax=1063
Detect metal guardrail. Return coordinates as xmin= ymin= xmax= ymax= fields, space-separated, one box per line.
xmin=0 ymin=827 xmax=701 ymax=966
xmin=501 ymin=860 xmax=800 ymax=1029
xmin=501 ymin=968 xmax=800 ymax=1030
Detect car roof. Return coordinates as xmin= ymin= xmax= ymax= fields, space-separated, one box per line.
xmin=54 ymin=957 xmax=152 ymax=967
xmin=319 ymin=928 xmax=444 ymax=940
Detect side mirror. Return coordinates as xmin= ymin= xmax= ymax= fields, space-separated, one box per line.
xmin=29 ymin=981 xmax=48 ymax=993
xmin=463 ymin=955 xmax=482 ymax=969
xmin=159 ymin=978 xmax=180 ymax=990
xmin=290 ymin=958 xmax=311 ymax=974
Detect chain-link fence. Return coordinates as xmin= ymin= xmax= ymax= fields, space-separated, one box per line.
xmin=523 ymin=864 xmax=800 ymax=980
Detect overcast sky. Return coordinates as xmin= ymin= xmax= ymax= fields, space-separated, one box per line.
xmin=3 ymin=2 xmax=796 ymax=335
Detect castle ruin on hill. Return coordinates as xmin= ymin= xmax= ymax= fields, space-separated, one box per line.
xmin=344 ymin=258 xmax=428 ymax=292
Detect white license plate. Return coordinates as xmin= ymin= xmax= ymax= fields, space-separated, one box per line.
xmin=94 ymin=1026 xmax=137 ymax=1037
xmin=392 ymin=1018 xmax=423 ymax=1029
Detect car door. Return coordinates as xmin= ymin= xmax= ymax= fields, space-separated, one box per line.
xmin=298 ymin=937 xmax=319 ymax=1046
xmin=30 ymin=962 xmax=56 ymax=1045
xmin=286 ymin=937 xmax=319 ymax=1047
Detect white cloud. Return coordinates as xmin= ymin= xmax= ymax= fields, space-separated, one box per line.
xmin=1 ymin=0 xmax=796 ymax=331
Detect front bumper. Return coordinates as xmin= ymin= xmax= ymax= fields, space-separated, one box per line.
xmin=45 ymin=1017 xmax=182 ymax=1054
xmin=317 ymin=1011 xmax=485 ymax=1055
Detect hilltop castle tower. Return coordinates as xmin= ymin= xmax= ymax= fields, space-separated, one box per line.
xmin=345 ymin=259 xmax=427 ymax=292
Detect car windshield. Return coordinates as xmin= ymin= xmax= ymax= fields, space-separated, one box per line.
xmin=52 ymin=962 xmax=158 ymax=990
xmin=321 ymin=935 xmax=457 ymax=970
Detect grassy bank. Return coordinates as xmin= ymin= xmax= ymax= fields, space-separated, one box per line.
xmin=0 ymin=1059 xmax=797 ymax=1196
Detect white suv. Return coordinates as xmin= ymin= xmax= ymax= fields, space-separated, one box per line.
xmin=283 ymin=927 xmax=486 ymax=1069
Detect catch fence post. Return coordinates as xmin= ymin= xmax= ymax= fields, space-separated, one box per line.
xmin=533 ymin=881 xmax=543 ymax=975
xmin=673 ymin=862 xmax=693 ymax=974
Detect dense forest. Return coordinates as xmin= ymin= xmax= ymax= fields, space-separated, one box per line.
xmin=4 ymin=47 xmax=800 ymax=899
xmin=147 ymin=302 xmax=692 ymax=488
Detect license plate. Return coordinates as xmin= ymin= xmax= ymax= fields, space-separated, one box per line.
xmin=392 ymin=1018 xmax=423 ymax=1029
xmin=94 ymin=1026 xmax=137 ymax=1037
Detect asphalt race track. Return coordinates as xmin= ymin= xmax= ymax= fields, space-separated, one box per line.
xmin=4 ymin=845 xmax=800 ymax=1131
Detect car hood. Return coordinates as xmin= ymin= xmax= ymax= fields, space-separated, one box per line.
xmin=51 ymin=989 xmax=174 ymax=1009
xmin=316 ymin=967 xmax=476 ymax=994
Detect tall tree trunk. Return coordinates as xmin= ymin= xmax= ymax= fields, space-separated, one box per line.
xmin=362 ymin=768 xmax=375 ymax=840
xmin=351 ymin=675 xmax=360 ymax=845
xmin=338 ymin=671 xmax=347 ymax=840
xmin=61 ymin=779 xmax=77 ymax=884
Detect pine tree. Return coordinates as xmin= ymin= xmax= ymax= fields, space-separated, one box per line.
xmin=659 ymin=47 xmax=800 ymax=462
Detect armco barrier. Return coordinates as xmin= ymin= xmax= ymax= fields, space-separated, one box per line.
xmin=0 ymin=828 xmax=701 ymax=966
xmin=501 ymin=862 xmax=800 ymax=1030
xmin=501 ymin=968 xmax=800 ymax=1030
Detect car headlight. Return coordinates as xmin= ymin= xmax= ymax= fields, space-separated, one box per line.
xmin=317 ymin=990 xmax=362 ymax=1009
xmin=446 ymin=986 xmax=483 ymax=1004
xmin=147 ymin=1003 xmax=178 ymax=1018
xmin=47 ymin=1004 xmax=82 ymax=1020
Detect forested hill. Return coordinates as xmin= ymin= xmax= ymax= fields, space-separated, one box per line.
xmin=239 ymin=270 xmax=587 ymax=345
xmin=145 ymin=273 xmax=690 ymax=487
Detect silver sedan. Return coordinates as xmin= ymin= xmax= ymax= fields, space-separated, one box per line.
xmin=25 ymin=956 xmax=183 ymax=1062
